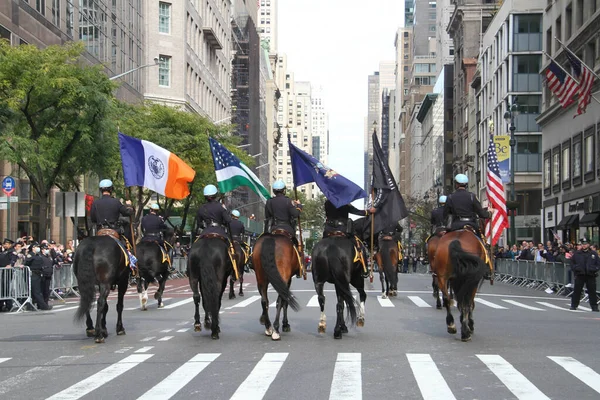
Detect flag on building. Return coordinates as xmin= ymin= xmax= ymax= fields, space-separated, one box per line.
xmin=209 ymin=137 xmax=271 ymax=202
xmin=118 ymin=132 xmax=196 ymax=199
xmin=368 ymin=132 xmax=409 ymax=235
xmin=565 ymin=51 xmax=596 ymax=116
xmin=484 ymin=134 xmax=509 ymax=246
xmin=288 ymin=137 xmax=366 ymax=208
xmin=545 ymin=61 xmax=578 ymax=108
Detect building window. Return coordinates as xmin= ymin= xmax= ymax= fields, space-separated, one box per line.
xmin=562 ymin=144 xmax=570 ymax=184
xmin=52 ymin=0 xmax=60 ymax=27
xmin=553 ymin=151 xmax=560 ymax=189
xmin=515 ymin=95 xmax=541 ymax=132
xmin=159 ymin=2 xmax=171 ymax=34
xmin=404 ymin=31 xmax=409 ymax=37
xmin=513 ymin=55 xmax=542 ymax=92
xmin=544 ymin=152 xmax=551 ymax=190
xmin=36 ymin=0 xmax=46 ymax=15
xmin=514 ymin=14 xmax=542 ymax=51
xmin=449 ymin=48 xmax=455 ymax=55
xmin=573 ymin=138 xmax=582 ymax=180
xmin=159 ymin=55 xmax=171 ymax=87
xmin=584 ymin=129 xmax=595 ymax=175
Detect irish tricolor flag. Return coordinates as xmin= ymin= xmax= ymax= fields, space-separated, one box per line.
xmin=209 ymin=137 xmax=270 ymax=202
xmin=118 ymin=132 xmax=196 ymax=199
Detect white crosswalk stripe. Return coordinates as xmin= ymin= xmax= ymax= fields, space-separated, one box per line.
xmin=475 ymin=298 xmax=508 ymax=309
xmin=502 ymin=299 xmax=545 ymax=310
xmin=376 ymin=295 xmax=394 ymax=307
xmin=160 ymin=298 xmax=194 ymax=309
xmin=229 ymin=353 xmax=288 ymax=400
xmin=0 ymin=358 xmax=10 ymax=364
xmin=548 ymin=356 xmax=600 ymax=394
xmin=477 ymin=354 xmax=550 ymax=399
xmin=307 ymin=295 xmax=319 ymax=307
xmin=407 ymin=296 xmax=431 ymax=308
xmin=537 ymin=301 xmax=583 ymax=312
xmin=407 ymin=353 xmax=456 ymax=400
xmin=225 ymin=295 xmax=261 ymax=309
xmin=137 ymin=353 xmax=220 ymax=400
xmin=329 ymin=353 xmax=361 ymax=400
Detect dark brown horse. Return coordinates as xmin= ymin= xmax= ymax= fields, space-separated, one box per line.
xmin=252 ymin=232 xmax=301 ymax=341
xmin=431 ymin=230 xmax=491 ymax=341
xmin=375 ymin=236 xmax=399 ymax=298
xmin=228 ymin=242 xmax=248 ymax=299
xmin=426 ymin=231 xmax=445 ymax=309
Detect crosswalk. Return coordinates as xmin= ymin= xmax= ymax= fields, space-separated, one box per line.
xmin=0 ymin=350 xmax=598 ymax=399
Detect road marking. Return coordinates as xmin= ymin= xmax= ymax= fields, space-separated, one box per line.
xmin=160 ymin=298 xmax=194 ymax=309
xmin=225 ymin=295 xmax=261 ymax=309
xmin=52 ymin=306 xmax=79 ymax=313
xmin=269 ymin=300 xmax=277 ymax=308
xmin=329 ymin=353 xmax=361 ymax=400
xmin=407 ymin=354 xmax=456 ymax=400
xmin=115 ymin=347 xmax=133 ymax=354
xmin=125 ymin=298 xmax=173 ymax=311
xmin=475 ymin=298 xmax=508 ymax=309
xmin=548 ymin=356 xmax=600 ymax=394
xmin=160 ymin=329 xmax=173 ymax=333
xmin=176 ymin=321 xmax=188 ymax=326
xmin=140 ymin=337 xmax=156 ymax=342
xmin=158 ymin=336 xmax=173 ymax=342
xmin=135 ymin=347 xmax=154 ymax=353
xmin=52 ymin=304 xmax=65 ymax=308
xmin=307 ymin=295 xmax=319 ymax=307
xmin=571 ymin=304 xmax=592 ymax=311
xmin=46 ymin=354 xmax=153 ymax=400
xmin=377 ymin=296 xmax=394 ymax=307
xmin=0 ymin=358 xmax=10 ymax=364
xmin=137 ymin=353 xmax=220 ymax=400
xmin=536 ymin=301 xmax=583 ymax=312
xmin=408 ymin=296 xmax=431 ymax=308
xmin=0 ymin=355 xmax=84 ymax=396
xmin=502 ymin=300 xmax=545 ymax=311
xmin=477 ymin=354 xmax=550 ymax=400
xmin=176 ymin=328 xmax=189 ymax=333
xmin=230 ymin=353 xmax=288 ymax=400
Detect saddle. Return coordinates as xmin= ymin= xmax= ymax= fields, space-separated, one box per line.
xmin=325 ymin=230 xmax=347 ymax=237
xmin=271 ymin=228 xmax=293 ymax=239
xmin=97 ymin=229 xmax=130 ymax=267
xmin=380 ymin=235 xmax=394 ymax=241
xmin=196 ymin=233 xmax=239 ymax=280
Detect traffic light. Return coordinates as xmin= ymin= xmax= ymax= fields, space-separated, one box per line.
xmin=312 ymin=230 xmax=319 ymax=240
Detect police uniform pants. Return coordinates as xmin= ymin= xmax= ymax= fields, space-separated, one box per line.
xmin=30 ymin=272 xmax=50 ymax=309
xmin=42 ymin=276 xmax=52 ymax=304
xmin=571 ymin=274 xmax=598 ymax=309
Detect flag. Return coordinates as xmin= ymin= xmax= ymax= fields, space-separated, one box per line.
xmin=484 ymin=134 xmax=508 ymax=246
xmin=565 ymin=51 xmax=595 ymax=116
xmin=209 ymin=137 xmax=270 ymax=202
xmin=368 ymin=133 xmax=408 ymax=234
xmin=288 ymin=137 xmax=367 ymax=208
xmin=545 ymin=61 xmax=578 ymax=108
xmin=118 ymin=132 xmax=196 ymax=199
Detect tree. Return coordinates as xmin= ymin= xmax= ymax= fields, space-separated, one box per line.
xmin=0 ymin=41 xmax=116 ymax=239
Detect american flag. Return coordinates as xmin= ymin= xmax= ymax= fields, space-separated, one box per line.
xmin=485 ymin=134 xmax=508 ymax=246
xmin=545 ymin=61 xmax=578 ymax=108
xmin=565 ymin=51 xmax=596 ymax=117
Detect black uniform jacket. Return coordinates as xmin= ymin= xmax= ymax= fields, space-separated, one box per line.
xmin=443 ymin=188 xmax=490 ymax=223
xmin=571 ymin=249 xmax=600 ymax=276
xmin=91 ymin=195 xmax=134 ymax=226
xmin=196 ymin=200 xmax=231 ymax=237
xmin=431 ymin=207 xmax=445 ymax=228
xmin=229 ymin=219 xmax=245 ymax=240
xmin=265 ymin=193 xmax=301 ymax=235
xmin=142 ymin=213 xmax=167 ymax=235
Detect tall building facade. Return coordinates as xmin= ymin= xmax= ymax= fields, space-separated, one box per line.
xmin=257 ymin=0 xmax=277 ymax=51
xmin=395 ymin=27 xmax=414 ymax=195
xmin=365 ymin=72 xmax=380 ymax=190
xmin=436 ymin=0 xmax=455 ymax=74
xmin=311 ymin=85 xmax=329 ymax=165
xmin=144 ymin=1 xmax=231 ymax=122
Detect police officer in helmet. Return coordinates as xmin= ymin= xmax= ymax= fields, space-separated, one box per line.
xmin=443 ymin=174 xmax=490 ymax=236
xmin=264 ymin=179 xmax=302 ymax=245
xmin=229 ymin=210 xmax=245 ymax=243
xmin=323 ymin=200 xmax=375 ymax=238
xmin=196 ymin=184 xmax=231 ymax=238
xmin=142 ymin=204 xmax=168 ymax=245
xmin=431 ymin=195 xmax=447 ymax=235
xmin=90 ymin=179 xmax=134 ymax=242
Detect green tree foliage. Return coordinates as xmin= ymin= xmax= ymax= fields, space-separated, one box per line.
xmin=0 ymin=41 xmax=115 ymax=239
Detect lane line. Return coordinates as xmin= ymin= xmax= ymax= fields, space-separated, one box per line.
xmin=45 ymin=354 xmax=153 ymax=400
xmin=176 ymin=321 xmax=188 ymax=326
xmin=536 ymin=301 xmax=583 ymax=312
xmin=52 ymin=306 xmax=79 ymax=313
xmin=135 ymin=347 xmax=154 ymax=353
xmin=269 ymin=301 xmax=276 ymax=308
xmin=408 ymin=296 xmax=431 ymax=308
xmin=475 ymin=298 xmax=508 ymax=309
xmin=125 ymin=298 xmax=173 ymax=311
xmin=160 ymin=329 xmax=173 ymax=333
xmin=225 ymin=295 xmax=261 ymax=310
xmin=158 ymin=336 xmax=173 ymax=342
xmin=140 ymin=337 xmax=156 ymax=342
xmin=137 ymin=353 xmax=220 ymax=400
xmin=407 ymin=354 xmax=456 ymax=400
xmin=377 ymin=296 xmax=394 ymax=308
xmin=502 ymin=300 xmax=545 ymax=311
xmin=230 ymin=353 xmax=288 ymax=400
xmin=477 ymin=354 xmax=550 ymax=400
xmin=548 ymin=356 xmax=600 ymax=394
xmin=160 ymin=298 xmax=194 ymax=310
xmin=329 ymin=353 xmax=362 ymax=400
xmin=0 ymin=358 xmax=11 ymax=364
xmin=307 ymin=295 xmax=319 ymax=307
xmin=176 ymin=328 xmax=189 ymax=333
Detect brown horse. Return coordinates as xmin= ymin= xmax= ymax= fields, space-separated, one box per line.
xmin=228 ymin=242 xmax=248 ymax=299
xmin=426 ymin=231 xmax=445 ymax=309
xmin=375 ymin=236 xmax=399 ymax=298
xmin=252 ymin=232 xmax=301 ymax=341
xmin=431 ymin=230 xmax=490 ymax=341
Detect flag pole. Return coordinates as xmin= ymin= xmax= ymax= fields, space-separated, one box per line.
xmin=554 ymin=37 xmax=600 ymax=81
xmin=487 ymin=124 xmax=495 ymax=286
xmin=369 ymin=188 xmax=375 ymax=283
xmin=126 ymin=186 xmax=137 ymax=278
xmin=543 ymin=50 xmax=600 ymax=105
xmin=287 ymin=126 xmax=306 ymax=280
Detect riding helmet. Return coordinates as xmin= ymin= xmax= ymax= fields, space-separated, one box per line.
xmin=231 ymin=210 xmax=241 ymax=218
xmin=150 ymin=203 xmax=160 ymax=210
xmin=272 ymin=179 xmax=286 ymax=191
xmin=438 ymin=195 xmax=447 ymax=204
xmin=454 ymin=174 xmax=468 ymax=184
xmin=203 ymin=184 xmax=218 ymax=196
xmin=99 ymin=179 xmax=113 ymax=190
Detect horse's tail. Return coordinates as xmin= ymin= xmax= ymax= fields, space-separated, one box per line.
xmin=74 ymin=242 xmax=96 ymax=322
xmin=198 ymin=240 xmax=220 ymax=322
xmin=448 ymin=240 xmax=486 ymax=308
xmin=259 ymin=236 xmax=300 ymax=311
xmin=329 ymin=245 xmax=357 ymax=325
xmin=381 ymin=242 xmax=398 ymax=288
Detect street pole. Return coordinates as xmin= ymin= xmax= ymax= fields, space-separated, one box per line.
xmin=505 ymin=102 xmax=518 ymax=246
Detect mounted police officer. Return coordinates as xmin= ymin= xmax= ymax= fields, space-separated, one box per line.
xmin=323 ymin=199 xmax=375 ymax=238
xmin=264 ymin=179 xmax=302 ymax=245
xmin=196 ymin=184 xmax=231 ymax=238
xmin=431 ymin=195 xmax=447 ymax=235
xmin=229 ymin=210 xmax=245 ymax=243
xmin=443 ymin=174 xmax=490 ymax=237
xmin=24 ymin=243 xmax=52 ymax=310
xmin=142 ymin=204 xmax=168 ymax=245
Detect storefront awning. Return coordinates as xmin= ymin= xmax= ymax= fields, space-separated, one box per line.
xmin=556 ymin=214 xmax=579 ymax=230
xmin=579 ymin=212 xmax=600 ymax=227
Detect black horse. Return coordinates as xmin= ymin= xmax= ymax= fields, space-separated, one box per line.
xmin=375 ymin=237 xmax=399 ymax=298
xmin=188 ymin=235 xmax=232 ymax=339
xmin=228 ymin=242 xmax=247 ymax=299
xmin=136 ymin=233 xmax=175 ymax=310
xmin=73 ymin=236 xmax=130 ymax=343
xmin=311 ymin=236 xmax=367 ymax=339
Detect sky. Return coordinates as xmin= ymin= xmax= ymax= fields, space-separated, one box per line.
xmin=278 ymin=0 xmax=404 ymax=190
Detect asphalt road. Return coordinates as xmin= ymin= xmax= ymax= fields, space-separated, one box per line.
xmin=1 ymin=271 xmax=599 ymax=400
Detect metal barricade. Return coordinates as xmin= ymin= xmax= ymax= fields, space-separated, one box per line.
xmin=171 ymin=257 xmax=187 ymax=278
xmin=50 ymin=263 xmax=79 ymax=301
xmin=0 ymin=266 xmax=36 ymax=313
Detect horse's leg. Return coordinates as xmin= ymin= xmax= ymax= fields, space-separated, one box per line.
xmin=137 ymin=275 xmax=147 ymax=311
xmin=432 ymin=275 xmax=442 ymax=309
xmin=85 ymin=311 xmax=95 ymax=337
xmin=354 ymin=276 xmax=367 ymax=327
xmin=238 ymin=272 xmax=244 ymax=296
xmin=462 ymin=287 xmax=477 ymax=342
xmin=229 ymin=275 xmax=236 ymax=299
xmin=116 ymin=275 xmax=127 ymax=335
xmin=333 ymin=291 xmax=345 ymax=339
xmin=94 ymin=284 xmax=109 ymax=343
xmin=258 ymin=283 xmax=272 ymax=336
xmin=190 ymin=276 xmax=201 ymax=332
xmin=281 ymin=280 xmax=291 ymax=332
xmin=271 ymin=295 xmax=283 ymax=341
xmin=155 ymin=275 xmax=167 ymax=308
xmin=316 ymin=281 xmax=326 ymax=333
xmin=202 ymin=295 xmax=211 ymax=330
xmin=379 ymin=268 xmax=387 ymax=299
xmin=438 ymin=276 xmax=456 ymax=334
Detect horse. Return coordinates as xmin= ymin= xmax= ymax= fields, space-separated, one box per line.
xmin=311 ymin=235 xmax=366 ymax=339
xmin=426 ymin=231 xmax=445 ymax=309
xmin=73 ymin=235 xmax=130 ymax=343
xmin=375 ymin=235 xmax=399 ymax=298
xmin=252 ymin=232 xmax=301 ymax=341
xmin=431 ymin=230 xmax=490 ymax=341
xmin=188 ymin=234 xmax=233 ymax=339
xmin=136 ymin=231 xmax=176 ymax=310
xmin=228 ymin=241 xmax=248 ymax=299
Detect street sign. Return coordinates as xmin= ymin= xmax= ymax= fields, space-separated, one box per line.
xmin=0 ymin=203 xmax=7 ymax=210
xmin=0 ymin=196 xmax=18 ymax=203
xmin=55 ymin=192 xmax=86 ymax=217
xmin=2 ymin=176 xmax=16 ymax=196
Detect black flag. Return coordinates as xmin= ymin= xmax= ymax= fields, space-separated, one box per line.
xmin=369 ymin=132 xmax=408 ymax=235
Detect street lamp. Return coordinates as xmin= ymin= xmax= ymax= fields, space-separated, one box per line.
xmin=109 ymin=56 xmax=161 ymax=81
xmin=504 ymin=101 xmax=519 ymax=245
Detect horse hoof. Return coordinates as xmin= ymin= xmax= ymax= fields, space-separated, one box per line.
xmin=265 ymin=327 xmax=273 ymax=336
xmin=154 ymin=292 xmax=160 ymax=300
xmin=86 ymin=329 xmax=95 ymax=338
xmin=259 ymin=315 xmax=266 ymax=325
xmin=271 ymin=332 xmax=281 ymax=341
xmin=229 ymin=293 xmax=235 ymax=300
xmin=436 ymin=305 xmax=443 ymax=310
xmin=357 ymin=318 xmax=365 ymax=328
xmin=117 ymin=330 xmax=126 ymax=336
xmin=318 ymin=324 xmax=326 ymax=334
xmin=447 ymin=325 xmax=457 ymax=334
xmin=94 ymin=337 xmax=105 ymax=344
xmin=194 ymin=324 xmax=201 ymax=332
xmin=381 ymin=294 xmax=387 ymax=299
xmin=333 ymin=331 xmax=342 ymax=339
xmin=211 ymin=333 xmax=219 ymax=340
xmin=204 ymin=322 xmax=211 ymax=330
xmin=341 ymin=325 xmax=348 ymax=334
xmin=239 ymin=292 xmax=244 ymax=297
xmin=282 ymin=325 xmax=291 ymax=333
xmin=141 ymin=306 xmax=147 ymax=311
xmin=461 ymin=335 xmax=472 ymax=342
xmin=158 ymin=303 xmax=164 ymax=309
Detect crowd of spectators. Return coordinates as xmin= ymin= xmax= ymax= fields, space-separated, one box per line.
xmin=493 ymin=239 xmax=599 ymax=263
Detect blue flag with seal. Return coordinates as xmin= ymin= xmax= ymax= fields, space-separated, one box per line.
xmin=288 ymin=137 xmax=367 ymax=208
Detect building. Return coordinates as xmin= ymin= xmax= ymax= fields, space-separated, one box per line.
xmin=311 ymin=85 xmax=329 ymax=165
xmin=395 ymin=27 xmax=414 ymax=194
xmin=257 ymin=0 xmax=277 ymax=52
xmin=365 ymin=72 xmax=380 ymax=190
xmin=436 ymin=0 xmax=455 ymax=74
xmin=539 ymin=0 xmax=600 ymax=244
xmin=413 ymin=0 xmax=439 ymax=57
